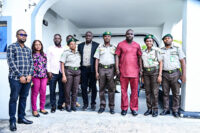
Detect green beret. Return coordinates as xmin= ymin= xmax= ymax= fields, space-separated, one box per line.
xmin=144 ymin=34 xmax=154 ymax=42
xmin=162 ymin=34 xmax=173 ymax=40
xmin=103 ymin=31 xmax=112 ymax=36
xmin=67 ymin=38 xmax=77 ymax=45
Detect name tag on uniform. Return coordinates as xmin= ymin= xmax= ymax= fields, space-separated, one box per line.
xmin=148 ymin=58 xmax=153 ymax=65
xmin=110 ymin=47 xmax=115 ymax=54
xmin=170 ymin=56 xmax=175 ymax=62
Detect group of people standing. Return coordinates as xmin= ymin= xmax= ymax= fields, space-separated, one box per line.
xmin=7 ymin=29 xmax=186 ymax=132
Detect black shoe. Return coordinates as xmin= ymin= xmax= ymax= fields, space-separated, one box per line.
xmin=152 ymin=111 xmax=158 ymax=117
xmin=121 ymin=110 xmax=127 ymax=116
xmin=66 ymin=106 xmax=71 ymax=112
xmin=51 ymin=106 xmax=56 ymax=113
xmin=57 ymin=105 xmax=64 ymax=111
xmin=160 ymin=110 xmax=170 ymax=115
xmin=82 ymin=105 xmax=88 ymax=111
xmin=98 ymin=108 xmax=105 ymax=114
xmin=91 ymin=105 xmax=96 ymax=111
xmin=110 ymin=109 xmax=115 ymax=114
xmin=71 ymin=107 xmax=77 ymax=112
xmin=18 ymin=118 xmax=33 ymax=124
xmin=10 ymin=122 xmax=17 ymax=131
xmin=131 ymin=110 xmax=138 ymax=116
xmin=39 ymin=110 xmax=48 ymax=115
xmin=144 ymin=109 xmax=152 ymax=116
xmin=115 ymin=90 xmax=120 ymax=93
xmin=172 ymin=112 xmax=180 ymax=118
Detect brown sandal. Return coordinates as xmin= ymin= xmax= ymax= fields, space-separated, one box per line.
xmin=32 ymin=111 xmax=40 ymax=117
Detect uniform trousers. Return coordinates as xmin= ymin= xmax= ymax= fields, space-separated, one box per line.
xmin=63 ymin=67 xmax=81 ymax=108
xmin=143 ymin=69 xmax=159 ymax=111
xmin=162 ymin=70 xmax=181 ymax=112
xmin=99 ymin=66 xmax=115 ymax=109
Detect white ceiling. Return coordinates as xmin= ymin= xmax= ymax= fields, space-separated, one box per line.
xmin=50 ymin=0 xmax=184 ymax=28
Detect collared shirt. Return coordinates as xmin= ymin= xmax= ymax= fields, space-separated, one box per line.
xmin=60 ymin=50 xmax=81 ymax=67
xmin=161 ymin=45 xmax=185 ymax=71
xmin=94 ymin=44 xmax=116 ymax=65
xmin=115 ymin=40 xmax=142 ymax=78
xmin=142 ymin=47 xmax=161 ymax=68
xmin=7 ymin=42 xmax=34 ymax=80
xmin=33 ymin=53 xmax=47 ymax=78
xmin=47 ymin=45 xmax=65 ymax=74
xmin=83 ymin=42 xmax=92 ymax=66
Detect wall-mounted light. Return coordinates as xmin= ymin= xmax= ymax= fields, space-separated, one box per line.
xmin=29 ymin=2 xmax=36 ymax=9
xmin=25 ymin=0 xmax=36 ymax=12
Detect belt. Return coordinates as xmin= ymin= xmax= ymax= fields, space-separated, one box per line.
xmin=66 ymin=66 xmax=80 ymax=71
xmin=144 ymin=67 xmax=157 ymax=72
xmin=99 ymin=64 xmax=114 ymax=69
xmin=163 ymin=69 xmax=179 ymax=74
xmin=82 ymin=65 xmax=91 ymax=68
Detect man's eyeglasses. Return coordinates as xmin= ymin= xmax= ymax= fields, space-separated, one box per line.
xmin=18 ymin=34 xmax=28 ymax=37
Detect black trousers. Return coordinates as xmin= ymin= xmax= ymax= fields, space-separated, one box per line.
xmin=81 ymin=66 xmax=97 ymax=106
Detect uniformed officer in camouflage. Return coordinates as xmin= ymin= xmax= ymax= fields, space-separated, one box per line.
xmin=160 ymin=34 xmax=186 ymax=117
xmin=60 ymin=38 xmax=81 ymax=112
xmin=142 ymin=34 xmax=163 ymax=117
xmin=94 ymin=32 xmax=116 ymax=114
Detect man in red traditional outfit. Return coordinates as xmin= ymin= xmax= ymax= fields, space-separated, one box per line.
xmin=115 ymin=29 xmax=142 ymax=116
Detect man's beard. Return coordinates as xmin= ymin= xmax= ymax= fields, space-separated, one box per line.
xmin=18 ymin=40 xmax=26 ymax=44
xmin=55 ymin=42 xmax=61 ymax=46
xmin=126 ymin=38 xmax=133 ymax=43
xmin=165 ymin=43 xmax=171 ymax=46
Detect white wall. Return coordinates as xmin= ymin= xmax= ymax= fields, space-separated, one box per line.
xmin=42 ymin=9 xmax=80 ymax=52
xmin=181 ymin=0 xmax=200 ymax=112
xmin=0 ymin=60 xmax=10 ymax=119
xmin=2 ymin=0 xmax=35 ymax=47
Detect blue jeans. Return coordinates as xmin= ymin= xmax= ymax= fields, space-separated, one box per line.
xmin=9 ymin=78 xmax=31 ymax=123
xmin=49 ymin=72 xmax=64 ymax=107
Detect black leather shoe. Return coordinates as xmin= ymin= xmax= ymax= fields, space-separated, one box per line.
xmin=131 ymin=110 xmax=138 ymax=116
xmin=18 ymin=118 xmax=33 ymax=124
xmin=152 ymin=111 xmax=158 ymax=117
xmin=144 ymin=109 xmax=152 ymax=116
xmin=91 ymin=104 xmax=96 ymax=111
xmin=51 ymin=106 xmax=56 ymax=113
xmin=66 ymin=106 xmax=71 ymax=112
xmin=121 ymin=110 xmax=127 ymax=116
xmin=57 ymin=105 xmax=64 ymax=111
xmin=71 ymin=107 xmax=77 ymax=112
xmin=82 ymin=105 xmax=88 ymax=111
xmin=172 ymin=112 xmax=180 ymax=118
xmin=160 ymin=110 xmax=170 ymax=115
xmin=110 ymin=109 xmax=115 ymax=114
xmin=115 ymin=90 xmax=120 ymax=93
xmin=10 ymin=122 xmax=17 ymax=131
xmin=98 ymin=108 xmax=105 ymax=114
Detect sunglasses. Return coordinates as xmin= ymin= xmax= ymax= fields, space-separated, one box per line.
xmin=18 ymin=34 xmax=28 ymax=37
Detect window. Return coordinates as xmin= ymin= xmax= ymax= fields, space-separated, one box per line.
xmin=0 ymin=16 xmax=11 ymax=59
xmin=0 ymin=21 xmax=7 ymax=52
